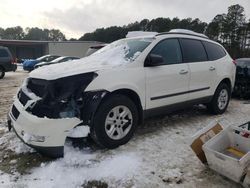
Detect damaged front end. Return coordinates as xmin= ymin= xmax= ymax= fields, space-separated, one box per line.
xmin=8 ymin=72 xmax=108 ymax=158
xmin=26 ymin=72 xmax=98 ymax=119
xmin=233 ymin=61 xmax=250 ymax=99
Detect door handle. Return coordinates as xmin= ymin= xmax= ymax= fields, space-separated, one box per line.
xmin=209 ymin=66 xmax=216 ymax=71
xmin=179 ymin=70 xmax=188 ymax=74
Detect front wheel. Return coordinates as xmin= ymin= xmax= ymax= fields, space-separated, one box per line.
xmin=207 ymin=83 xmax=231 ymax=114
xmin=90 ymin=94 xmax=138 ymax=149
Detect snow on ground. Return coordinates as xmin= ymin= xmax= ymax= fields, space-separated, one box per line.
xmin=0 ymin=71 xmax=249 ymax=188
xmin=20 ymin=147 xmax=140 ymax=188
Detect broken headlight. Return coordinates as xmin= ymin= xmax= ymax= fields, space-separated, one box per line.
xmin=49 ymin=72 xmax=98 ymax=102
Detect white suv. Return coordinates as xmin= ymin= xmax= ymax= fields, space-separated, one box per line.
xmin=8 ymin=30 xmax=236 ymax=157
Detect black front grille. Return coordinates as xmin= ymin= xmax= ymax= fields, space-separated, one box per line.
xmin=27 ymin=78 xmax=47 ymax=97
xmin=19 ymin=90 xmax=30 ymax=106
xmin=11 ymin=105 xmax=20 ymax=120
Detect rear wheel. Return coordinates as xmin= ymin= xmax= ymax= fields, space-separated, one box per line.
xmin=0 ymin=67 xmax=5 ymax=79
xmin=90 ymin=94 xmax=138 ymax=149
xmin=207 ymin=83 xmax=230 ymax=114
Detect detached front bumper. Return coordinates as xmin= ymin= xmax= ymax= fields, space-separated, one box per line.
xmin=8 ymin=95 xmax=81 ymax=158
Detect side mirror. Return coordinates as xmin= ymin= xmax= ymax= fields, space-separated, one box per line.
xmin=145 ymin=54 xmax=164 ymax=67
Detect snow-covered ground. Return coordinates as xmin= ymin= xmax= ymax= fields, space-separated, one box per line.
xmin=0 ymin=71 xmax=249 ymax=188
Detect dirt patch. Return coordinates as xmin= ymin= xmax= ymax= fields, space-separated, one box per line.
xmin=82 ymin=180 xmax=108 ymax=188
xmin=0 ymin=150 xmax=52 ymax=175
xmin=0 ymin=71 xmax=53 ymax=176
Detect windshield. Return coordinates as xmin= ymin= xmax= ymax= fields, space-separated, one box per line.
xmin=36 ymin=55 xmax=50 ymax=61
xmin=36 ymin=55 xmax=60 ymax=62
xmin=51 ymin=57 xmax=66 ymax=63
xmin=92 ymin=37 xmax=154 ymax=62
xmin=236 ymin=59 xmax=250 ymax=66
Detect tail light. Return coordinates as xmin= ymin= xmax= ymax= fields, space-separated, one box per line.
xmin=11 ymin=58 xmax=17 ymax=64
xmin=232 ymin=60 xmax=237 ymax=66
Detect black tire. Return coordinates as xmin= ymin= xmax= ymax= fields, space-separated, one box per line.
xmin=207 ymin=83 xmax=231 ymax=114
xmin=0 ymin=67 xmax=5 ymax=79
xmin=90 ymin=94 xmax=138 ymax=149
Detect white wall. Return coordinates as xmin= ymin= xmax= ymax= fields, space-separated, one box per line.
xmin=48 ymin=41 xmax=102 ymax=58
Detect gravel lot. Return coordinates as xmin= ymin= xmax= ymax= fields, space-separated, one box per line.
xmin=0 ymin=69 xmax=26 ymax=119
xmin=0 ymin=69 xmax=249 ymax=187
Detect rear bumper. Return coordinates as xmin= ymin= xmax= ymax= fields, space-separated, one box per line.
xmin=8 ymin=95 xmax=81 ymax=158
xmin=3 ymin=64 xmax=17 ymax=72
xmin=23 ymin=66 xmax=33 ymax=71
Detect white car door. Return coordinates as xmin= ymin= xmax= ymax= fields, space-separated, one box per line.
xmin=145 ymin=38 xmax=190 ymax=109
xmin=179 ymin=38 xmax=216 ymax=100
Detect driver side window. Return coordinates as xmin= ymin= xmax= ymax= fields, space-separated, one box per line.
xmin=151 ymin=39 xmax=182 ymax=65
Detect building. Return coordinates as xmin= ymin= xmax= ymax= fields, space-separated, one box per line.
xmin=0 ymin=40 xmax=102 ymax=59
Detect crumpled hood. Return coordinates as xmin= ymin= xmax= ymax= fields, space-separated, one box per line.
xmin=29 ymin=45 xmax=131 ymax=80
xmin=30 ymin=59 xmax=118 ymax=80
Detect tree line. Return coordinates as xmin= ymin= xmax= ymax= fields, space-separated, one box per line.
xmin=206 ymin=4 xmax=250 ymax=58
xmin=79 ymin=4 xmax=250 ymax=58
xmin=0 ymin=27 xmax=66 ymax=41
xmin=0 ymin=4 xmax=249 ymax=58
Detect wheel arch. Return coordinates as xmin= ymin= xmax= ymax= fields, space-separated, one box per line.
xmin=0 ymin=65 xmax=5 ymax=78
xmin=107 ymin=89 xmax=144 ymax=125
xmin=218 ymin=78 xmax=232 ymax=93
xmin=208 ymin=77 xmax=232 ymax=114
xmin=0 ymin=65 xmax=5 ymax=71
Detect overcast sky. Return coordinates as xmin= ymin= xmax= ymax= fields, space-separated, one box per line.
xmin=0 ymin=0 xmax=249 ymax=39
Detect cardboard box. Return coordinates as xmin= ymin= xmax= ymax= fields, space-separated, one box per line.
xmin=190 ymin=121 xmax=223 ymax=163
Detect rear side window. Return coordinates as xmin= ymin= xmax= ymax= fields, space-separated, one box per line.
xmin=0 ymin=49 xmax=9 ymax=58
xmin=203 ymin=41 xmax=226 ymax=61
xmin=179 ymin=39 xmax=207 ymax=63
xmin=59 ymin=57 xmax=70 ymax=62
xmin=150 ymin=39 xmax=182 ymax=65
xmin=46 ymin=56 xmax=60 ymax=62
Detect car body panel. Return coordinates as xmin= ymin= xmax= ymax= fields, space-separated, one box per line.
xmin=9 ymin=97 xmax=81 ymax=147
xmin=145 ymin=63 xmax=190 ymax=109
xmin=23 ymin=60 xmax=39 ymax=71
xmin=188 ymin=61 xmax=217 ymax=99
xmin=9 ymin=31 xmax=236 ymax=157
xmin=23 ymin=55 xmax=60 ymax=71
xmin=86 ymin=66 xmax=146 ymax=109
xmin=0 ymin=46 xmax=16 ymax=72
xmin=232 ymin=58 xmax=249 ymax=98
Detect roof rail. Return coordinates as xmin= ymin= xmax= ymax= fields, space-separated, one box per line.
xmin=156 ymin=29 xmax=209 ymax=39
